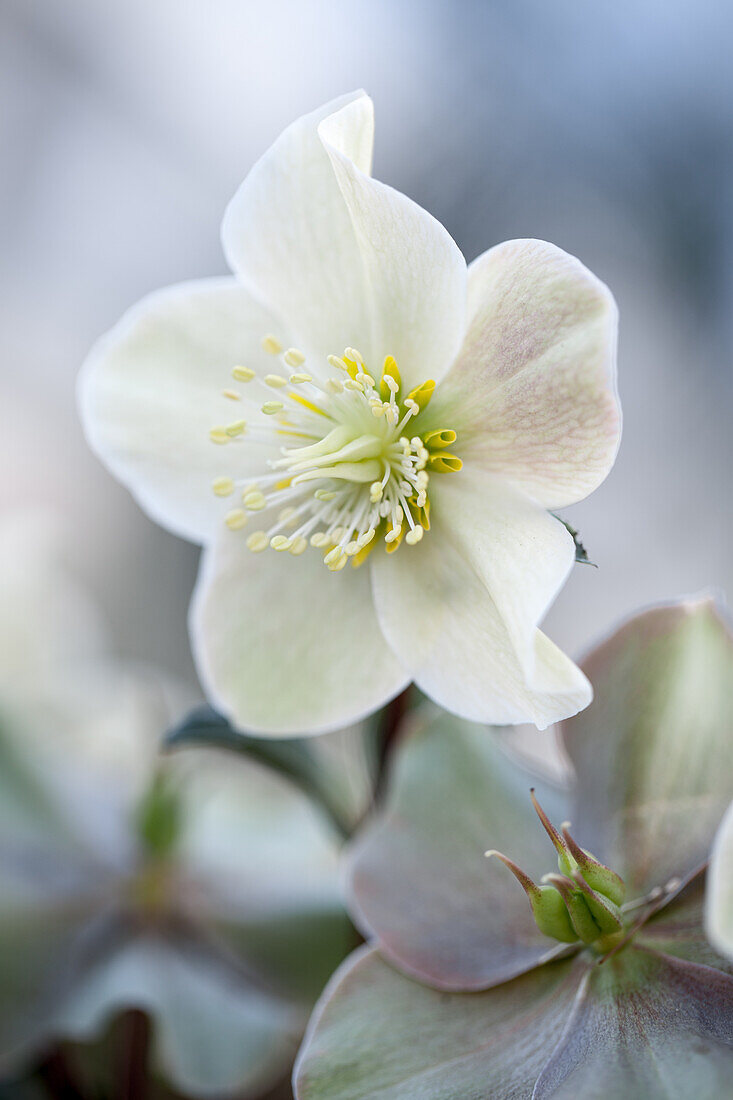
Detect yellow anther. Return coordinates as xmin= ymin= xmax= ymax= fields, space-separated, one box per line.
xmin=358 ymin=529 xmax=376 ymax=548
xmin=232 ymin=366 xmax=256 ymax=382
xmin=406 ymin=379 xmax=436 ymax=410
xmin=265 ymin=374 xmax=288 ymax=389
xmin=310 ymin=532 xmax=328 ymax=547
xmin=405 ymin=526 xmax=424 ymax=546
xmin=246 ymin=531 xmax=268 ymax=552
xmin=289 ymin=373 xmax=312 ymax=384
xmin=225 ymin=509 xmax=247 ymax=530
xmin=327 ymin=355 xmax=350 ymax=373
xmin=243 ymin=491 xmax=266 ymax=511
xmin=283 ymin=348 xmax=306 ymax=367
xmin=424 ymin=428 xmax=457 ymax=448
xmin=212 ymin=476 xmax=235 ymax=497
xmin=331 ymin=527 xmax=345 ymax=541
xmin=369 ymin=482 xmax=383 ymax=503
xmin=345 ymin=540 xmax=360 ymax=556
xmin=385 ymin=525 xmax=405 ymax=553
xmin=289 ymin=536 xmax=308 ymax=555
xmin=270 ymin=535 xmax=292 ymax=551
xmin=262 ymin=401 xmax=284 ymax=415
xmin=226 ymin=420 xmax=246 ymax=436
xmin=278 ymin=507 xmax=297 ymax=526
xmin=222 ymin=389 xmax=241 ymax=401
xmin=327 ymin=552 xmax=348 ymax=572
xmin=371 ymin=403 xmax=387 ymax=417
xmin=324 ymin=546 xmax=343 ymax=565
xmin=356 ymin=372 xmax=376 ymax=388
xmin=326 ymin=378 xmax=344 ymax=394
xmin=314 ymin=489 xmax=337 ymax=501
xmin=344 ymin=379 xmax=364 ymax=392
xmin=385 ymin=524 xmax=403 ymax=544
xmin=344 ymin=347 xmax=364 ymax=366
xmin=380 ymin=355 xmax=401 ymax=399
xmin=209 ymin=427 xmax=230 ymax=445
xmin=261 ymin=335 xmax=282 ymax=355
xmin=428 ymin=451 xmax=463 ymax=473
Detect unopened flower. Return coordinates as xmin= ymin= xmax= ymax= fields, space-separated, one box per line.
xmin=294 ymin=598 xmax=733 ymax=1098
xmin=79 ymin=91 xmax=620 ymax=735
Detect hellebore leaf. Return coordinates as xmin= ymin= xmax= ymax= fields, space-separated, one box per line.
xmin=532 ymin=947 xmax=733 ymax=1099
xmin=561 ymin=599 xmax=733 ymax=896
xmin=55 ymin=930 xmax=301 ymax=1099
xmin=294 ymin=947 xmax=585 ymax=1100
xmin=172 ymin=746 xmax=353 ymax=1006
xmin=165 ymin=705 xmax=355 ymax=837
xmin=349 ymin=708 xmax=572 ymax=990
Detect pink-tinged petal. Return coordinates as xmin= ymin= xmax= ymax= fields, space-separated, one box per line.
xmin=223 ymin=92 xmax=466 ymax=388
xmin=534 ymin=948 xmax=733 ymax=1099
xmin=427 ymin=239 xmax=619 ymax=509
xmin=190 ymin=533 xmax=410 ymax=736
xmin=560 ymin=598 xmax=733 ymax=897
xmin=349 ymin=707 xmax=573 ymax=991
xmin=79 ymin=278 xmax=289 ymax=544
xmin=639 ymin=874 xmax=733 ymax=973
xmin=294 ymin=946 xmax=584 ymax=1100
xmin=371 ymin=471 xmax=591 ymax=730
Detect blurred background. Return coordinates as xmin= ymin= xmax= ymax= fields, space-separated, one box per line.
xmin=2 ymin=0 xmax=732 ymax=686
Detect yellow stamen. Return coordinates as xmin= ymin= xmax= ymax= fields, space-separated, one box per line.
xmin=261 ymin=335 xmax=282 ymax=355
xmin=212 ymin=477 xmax=234 ymax=497
xmin=232 ymin=366 xmax=256 ymax=382
xmin=225 ymin=509 xmax=247 ymax=530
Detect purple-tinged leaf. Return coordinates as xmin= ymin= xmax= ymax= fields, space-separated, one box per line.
xmin=561 ymin=599 xmax=733 ymax=896
xmin=533 ymin=946 xmax=733 ymax=1098
xmin=294 ymin=946 xmax=585 ymax=1100
xmin=349 ymin=709 xmax=572 ymax=990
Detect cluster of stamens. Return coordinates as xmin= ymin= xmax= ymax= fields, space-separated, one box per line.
xmin=208 ymin=336 xmax=461 ymax=570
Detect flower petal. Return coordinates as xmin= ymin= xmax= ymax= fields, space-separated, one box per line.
xmin=223 ymin=92 xmax=466 ymax=388
xmin=318 ymin=99 xmax=467 ymax=388
xmin=533 ymin=948 xmax=733 ymax=1099
xmin=640 ymin=874 xmax=732 ymax=971
xmin=707 ymin=800 xmax=733 ymax=962
xmin=560 ymin=597 xmax=733 ymax=896
xmin=371 ymin=470 xmax=591 ymax=729
xmin=190 ymin=533 xmax=410 ymax=736
xmin=426 ymin=239 xmax=620 ymax=509
xmin=56 ymin=932 xmax=300 ymax=1098
xmin=79 ymin=278 xmax=289 ymax=544
xmin=349 ymin=707 xmax=573 ymax=991
xmin=294 ymin=946 xmax=584 ymax=1100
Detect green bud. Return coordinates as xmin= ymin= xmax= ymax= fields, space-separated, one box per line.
xmin=136 ymin=772 xmax=181 ymax=857
xmin=530 ymin=884 xmax=579 ymax=944
xmin=543 ymin=874 xmax=602 ymax=944
xmin=559 ymin=823 xmax=626 ymax=905
xmin=570 ymin=869 xmax=624 ymax=934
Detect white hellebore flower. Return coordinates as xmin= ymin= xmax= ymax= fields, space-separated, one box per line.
xmin=80 ymin=91 xmax=621 ymax=736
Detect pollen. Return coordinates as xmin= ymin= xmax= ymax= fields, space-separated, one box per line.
xmin=208 ymin=343 xmax=461 ymax=568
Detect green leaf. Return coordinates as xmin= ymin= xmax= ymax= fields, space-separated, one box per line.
xmin=560 ymin=598 xmax=733 ymax=896
xmin=294 ymin=947 xmax=584 ymax=1100
xmin=349 ymin=707 xmax=573 ymax=990
xmin=164 ymin=706 xmax=352 ymax=839
xmin=551 ymin=515 xmax=596 ymax=567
